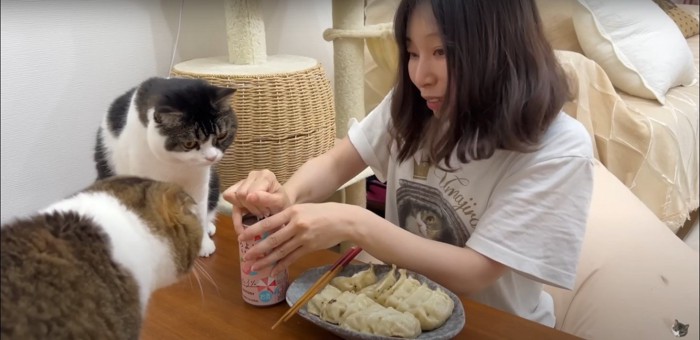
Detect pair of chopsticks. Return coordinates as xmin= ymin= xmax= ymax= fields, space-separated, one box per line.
xmin=271 ymin=246 xmax=363 ymax=330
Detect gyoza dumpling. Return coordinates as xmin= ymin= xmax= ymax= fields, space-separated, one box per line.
xmin=339 ymin=302 xmax=385 ymax=334
xmin=370 ymin=308 xmax=422 ymax=338
xmin=359 ymin=265 xmax=397 ymax=301
xmin=342 ymin=305 xmax=422 ymax=338
xmin=394 ymin=283 xmax=455 ymax=331
xmin=383 ymin=270 xmax=422 ymax=308
xmin=375 ymin=268 xmax=407 ymax=305
xmin=306 ymin=284 xmax=342 ymax=316
xmin=319 ymin=291 xmax=358 ymax=324
xmin=341 ymin=293 xmax=381 ymax=320
xmin=330 ymin=264 xmax=378 ymax=292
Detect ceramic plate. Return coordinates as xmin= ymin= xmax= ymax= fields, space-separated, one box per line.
xmin=286 ymin=263 xmax=466 ymax=340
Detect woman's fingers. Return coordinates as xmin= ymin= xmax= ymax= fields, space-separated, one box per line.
xmin=270 ymin=246 xmax=308 ymax=275
xmin=223 ymin=170 xmax=282 ymax=218
xmin=222 ymin=182 xmax=242 ymax=207
xmin=241 ymin=202 xmax=349 ymax=275
xmin=231 ymin=206 xmax=246 ymax=235
xmin=224 ymin=183 xmax=254 ymax=233
xmin=242 ymin=193 xmax=267 ymax=217
xmin=251 ymin=238 xmax=305 ymax=275
xmin=242 ymin=214 xmax=295 ymax=263
xmin=270 ymin=245 xmax=307 ymax=276
xmin=250 ymin=236 xmax=303 ymax=272
xmin=225 ymin=185 xmax=261 ymax=217
xmin=253 ymin=191 xmax=286 ymax=215
xmin=239 ymin=208 xmax=291 ymax=243
xmin=237 ymin=170 xmax=277 ymax=197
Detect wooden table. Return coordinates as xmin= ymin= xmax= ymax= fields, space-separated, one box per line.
xmin=141 ymin=215 xmax=580 ymax=340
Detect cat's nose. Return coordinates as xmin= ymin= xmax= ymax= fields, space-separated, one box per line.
xmin=205 ymin=155 xmax=218 ymax=162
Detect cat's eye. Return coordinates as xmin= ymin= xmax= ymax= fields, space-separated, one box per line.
xmin=183 ymin=141 xmax=198 ymax=150
xmin=217 ymin=131 xmax=229 ymax=141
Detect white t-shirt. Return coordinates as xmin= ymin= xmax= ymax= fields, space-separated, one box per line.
xmin=347 ymin=93 xmax=594 ymax=327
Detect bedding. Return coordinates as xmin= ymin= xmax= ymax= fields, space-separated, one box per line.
xmin=548 ymin=4 xmax=700 ymax=232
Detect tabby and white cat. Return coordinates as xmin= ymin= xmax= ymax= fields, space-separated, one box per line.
xmin=0 ymin=176 xmax=202 ymax=339
xmin=94 ymin=77 xmax=238 ymax=257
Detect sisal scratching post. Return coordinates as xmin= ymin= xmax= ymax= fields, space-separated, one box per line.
xmin=323 ymin=2 xmax=397 ymax=216
xmin=330 ymin=0 xmax=365 ymax=140
xmin=224 ymin=0 xmax=266 ymax=65
xmin=329 ymin=0 xmax=366 ymax=211
xmin=322 ymin=4 xmax=399 ymax=215
xmin=323 ymin=2 xmax=402 ymax=253
xmin=172 ymin=0 xmax=336 ymax=208
xmin=326 ymin=0 xmax=366 ymax=252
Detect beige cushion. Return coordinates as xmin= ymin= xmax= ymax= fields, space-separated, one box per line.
xmin=654 ymin=0 xmax=700 ymax=38
xmin=572 ymin=0 xmax=697 ymax=104
xmin=545 ymin=160 xmax=699 ymax=339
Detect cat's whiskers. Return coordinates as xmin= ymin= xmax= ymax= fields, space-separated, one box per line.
xmin=194 ymin=260 xmax=221 ymax=296
xmin=187 ymin=272 xmax=194 ymax=290
xmin=191 ymin=267 xmax=206 ymax=302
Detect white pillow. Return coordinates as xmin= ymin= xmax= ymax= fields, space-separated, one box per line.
xmin=572 ymin=0 xmax=697 ymax=104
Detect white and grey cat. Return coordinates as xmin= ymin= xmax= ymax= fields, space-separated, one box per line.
xmin=405 ymin=210 xmax=443 ymax=240
xmin=94 ymin=77 xmax=237 ymax=257
xmin=0 ymin=176 xmax=202 ymax=339
xmin=672 ymin=319 xmax=689 ymax=337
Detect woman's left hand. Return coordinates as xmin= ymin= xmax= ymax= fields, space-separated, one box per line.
xmin=238 ymin=202 xmax=360 ymax=276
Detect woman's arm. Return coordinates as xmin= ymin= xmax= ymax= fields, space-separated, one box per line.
xmin=285 ymin=137 xmax=368 ymax=204
xmin=242 ymin=201 xmax=506 ymax=297
xmin=224 ymin=137 xmax=367 ymax=230
xmin=346 ymin=206 xmax=507 ymax=296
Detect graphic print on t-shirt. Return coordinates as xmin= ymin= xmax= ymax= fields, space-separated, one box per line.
xmin=396 ymin=179 xmax=470 ymax=246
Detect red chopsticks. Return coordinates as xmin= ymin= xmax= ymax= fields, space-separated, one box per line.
xmin=271 ymin=246 xmax=363 ymax=330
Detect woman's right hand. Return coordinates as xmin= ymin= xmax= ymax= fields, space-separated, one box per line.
xmin=222 ymin=169 xmax=292 ymax=235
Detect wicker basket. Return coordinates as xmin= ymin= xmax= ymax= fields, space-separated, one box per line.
xmin=171 ymin=63 xmax=336 ymax=190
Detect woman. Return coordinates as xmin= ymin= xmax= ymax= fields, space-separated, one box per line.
xmin=224 ymin=0 xmax=593 ymax=326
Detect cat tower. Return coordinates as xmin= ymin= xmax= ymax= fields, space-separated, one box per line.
xmin=170 ymin=0 xmax=336 ymax=195
xmin=319 ymin=1 xmax=398 ymax=253
xmin=323 ymin=0 xmax=397 ymax=208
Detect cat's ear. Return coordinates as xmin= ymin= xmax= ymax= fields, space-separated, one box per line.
xmin=153 ymin=106 xmax=183 ymax=125
xmin=213 ymin=87 xmax=236 ymax=105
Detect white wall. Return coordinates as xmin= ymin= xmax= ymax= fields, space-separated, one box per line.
xmin=0 ymin=0 xmax=334 ymax=223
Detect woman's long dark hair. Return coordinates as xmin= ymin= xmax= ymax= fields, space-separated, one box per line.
xmin=390 ymin=0 xmax=571 ymax=169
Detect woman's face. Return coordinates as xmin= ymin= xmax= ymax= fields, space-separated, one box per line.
xmin=406 ymin=2 xmax=448 ymax=115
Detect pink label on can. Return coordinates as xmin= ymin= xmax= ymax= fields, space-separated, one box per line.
xmin=239 ymin=216 xmax=288 ymax=306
